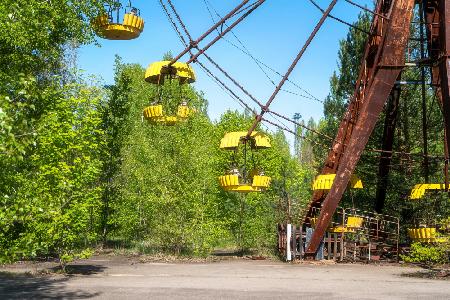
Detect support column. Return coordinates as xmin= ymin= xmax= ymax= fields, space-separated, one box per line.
xmin=305 ymin=0 xmax=416 ymax=256
xmin=437 ymin=0 xmax=450 ymax=190
xmin=375 ymin=74 xmax=401 ymax=213
xmin=424 ymin=0 xmax=450 ymax=189
xmin=302 ymin=0 xmax=395 ymax=224
xmin=419 ymin=1 xmax=430 ymax=182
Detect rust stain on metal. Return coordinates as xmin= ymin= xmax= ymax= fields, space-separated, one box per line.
xmin=375 ymin=74 xmax=401 ymax=213
xmin=424 ymin=0 xmax=450 ymax=189
xmin=305 ymin=0 xmax=416 ymax=256
xmin=302 ymin=0 xmax=393 ymax=224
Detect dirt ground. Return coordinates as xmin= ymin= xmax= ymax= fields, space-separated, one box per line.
xmin=1 ymin=254 xmax=449 ymax=299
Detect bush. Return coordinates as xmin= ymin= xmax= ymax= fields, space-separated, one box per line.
xmin=401 ymin=242 xmax=449 ymax=265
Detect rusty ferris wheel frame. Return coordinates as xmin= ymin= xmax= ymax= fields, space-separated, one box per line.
xmin=160 ymin=0 xmax=450 ymax=258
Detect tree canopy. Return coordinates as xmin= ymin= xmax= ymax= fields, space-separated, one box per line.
xmin=1 ymin=2 xmax=448 ymax=266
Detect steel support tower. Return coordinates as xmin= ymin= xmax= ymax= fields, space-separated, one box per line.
xmin=304 ymin=0 xmax=450 ymax=257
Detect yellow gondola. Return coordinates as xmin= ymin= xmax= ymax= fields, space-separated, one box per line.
xmin=143 ymin=61 xmax=196 ymax=125
xmin=407 ymin=227 xmax=447 ymax=243
xmin=143 ymin=103 xmax=191 ymax=126
xmin=218 ymin=173 xmax=271 ymax=193
xmin=219 ymin=131 xmax=271 ymax=150
xmin=407 ymin=184 xmax=449 ymax=243
xmin=327 ymin=216 xmax=364 ymax=233
xmin=218 ymin=132 xmax=272 ymax=193
xmin=92 ymin=1 xmax=144 ymax=40
xmin=409 ymin=183 xmax=449 ymax=199
xmin=310 ymin=215 xmax=364 ymax=233
xmin=145 ymin=61 xmax=196 ymax=84
xmin=312 ymin=174 xmax=363 ymax=191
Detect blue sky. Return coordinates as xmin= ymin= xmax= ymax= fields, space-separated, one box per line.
xmin=79 ymin=0 xmax=373 ymax=135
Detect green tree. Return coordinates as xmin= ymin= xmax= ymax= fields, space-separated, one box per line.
xmin=105 ymin=61 xmax=311 ymax=255
xmin=0 ymin=0 xmax=106 ymax=201
xmin=0 ymin=0 xmax=105 ymax=78
xmin=0 ymin=0 xmax=112 ymax=266
xmin=0 ymin=81 xmax=106 ymax=267
xmin=107 ymin=62 xmax=223 ymax=255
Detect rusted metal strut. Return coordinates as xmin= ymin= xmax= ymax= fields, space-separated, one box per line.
xmin=186 ymin=1 xmax=266 ymax=64
xmin=304 ymin=0 xmax=416 ymax=256
xmin=168 ymin=0 xmax=264 ymax=66
xmin=245 ymin=0 xmax=339 ymax=140
xmin=301 ymin=0 xmax=395 ymax=226
xmin=425 ymin=0 xmax=450 ymax=189
xmin=375 ymin=74 xmax=401 ymax=213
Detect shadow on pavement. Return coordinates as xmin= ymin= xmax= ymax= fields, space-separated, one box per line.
xmin=0 ymin=271 xmax=101 ymax=299
xmin=400 ymin=268 xmax=450 ymax=280
xmin=50 ymin=264 xmax=107 ymax=276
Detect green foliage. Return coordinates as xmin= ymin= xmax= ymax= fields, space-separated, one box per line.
xmin=0 ymin=75 xmax=39 ymax=160
xmin=103 ymin=61 xmax=310 ymax=255
xmin=401 ymin=242 xmax=449 ymax=265
xmin=0 ymin=0 xmax=104 ymax=78
xmin=162 ymin=51 xmax=174 ymax=61
xmin=0 ymin=0 xmax=107 ymax=189
xmin=0 ymin=81 xmax=106 ymax=263
xmin=99 ymin=56 xmax=134 ymax=241
xmin=59 ymin=248 xmax=94 ymax=272
xmin=106 ymin=61 xmax=221 ymax=255
xmin=0 ymin=0 xmax=110 ymax=265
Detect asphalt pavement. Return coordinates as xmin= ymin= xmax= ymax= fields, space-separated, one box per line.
xmin=1 ymin=256 xmax=449 ymax=299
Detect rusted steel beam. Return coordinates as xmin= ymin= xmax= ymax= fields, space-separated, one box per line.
xmin=424 ymin=0 xmax=450 ymax=189
xmin=245 ymin=0 xmax=339 ymax=140
xmin=437 ymin=0 xmax=450 ymax=190
xmin=168 ymin=0 xmax=251 ymax=65
xmin=305 ymin=0 xmax=416 ymax=256
xmin=302 ymin=0 xmax=392 ymax=224
xmin=187 ymin=0 xmax=266 ymax=64
xmin=375 ymin=74 xmax=401 ymax=213
xmin=419 ymin=1 xmax=430 ymax=183
xmin=344 ymin=0 xmax=390 ymax=20
xmin=166 ymin=0 xmax=194 ymax=41
xmin=424 ymin=0 xmax=441 ymax=87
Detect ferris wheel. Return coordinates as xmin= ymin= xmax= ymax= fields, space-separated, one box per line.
xmin=91 ymin=0 xmax=450 ymax=257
